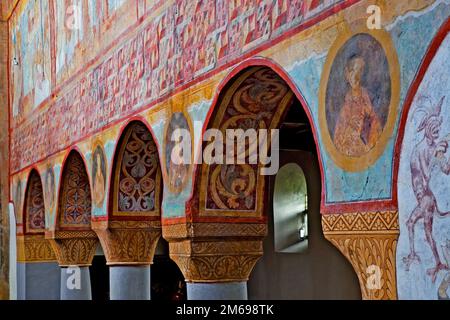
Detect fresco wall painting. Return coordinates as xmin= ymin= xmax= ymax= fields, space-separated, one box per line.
xmin=397 ymin=31 xmax=450 ymax=300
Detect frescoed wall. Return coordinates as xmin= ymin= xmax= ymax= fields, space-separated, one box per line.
xmin=0 ymin=17 xmax=10 ymax=299
xmin=7 ymin=2 xmax=449 ymax=209
xmin=4 ymin=0 xmax=450 ymax=300
xmin=397 ymin=32 xmax=450 ymax=300
xmin=10 ymin=0 xmax=52 ymax=118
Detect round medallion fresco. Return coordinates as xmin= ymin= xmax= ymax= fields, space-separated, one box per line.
xmin=319 ymin=28 xmax=400 ymax=172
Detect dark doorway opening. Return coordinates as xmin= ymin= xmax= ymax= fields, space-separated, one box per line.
xmin=90 ymin=255 xmax=110 ymax=301
xmin=151 ymin=239 xmax=187 ymax=301
xmin=248 ymin=93 xmax=361 ymax=299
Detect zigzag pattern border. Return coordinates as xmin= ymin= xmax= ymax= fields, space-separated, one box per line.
xmin=322 ymin=211 xmax=399 ymax=233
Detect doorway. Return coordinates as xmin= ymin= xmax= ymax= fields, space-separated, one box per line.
xmin=247 ymin=98 xmax=361 ymax=299
xmin=151 ymin=239 xmax=187 ymax=301
xmin=90 ymin=254 xmax=110 ymax=301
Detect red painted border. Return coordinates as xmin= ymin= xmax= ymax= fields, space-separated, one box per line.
xmin=392 ymin=17 xmax=450 ymax=205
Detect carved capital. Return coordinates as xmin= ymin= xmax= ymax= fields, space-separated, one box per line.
xmin=17 ymin=235 xmax=57 ymax=263
xmin=93 ymin=220 xmax=161 ymax=265
xmin=164 ymin=223 xmax=266 ymax=283
xmin=322 ymin=211 xmax=399 ymax=300
xmin=48 ymin=231 xmax=99 ymax=267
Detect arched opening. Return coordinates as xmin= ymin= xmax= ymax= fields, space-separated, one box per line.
xmin=110 ymin=121 xmax=161 ymax=218
xmin=58 ymin=152 xmax=92 ymax=230
xmin=19 ymin=169 xmax=60 ymax=300
xmin=109 ymin=120 xmax=185 ymax=300
xmin=24 ymin=170 xmax=45 ymax=235
xmin=151 ymin=238 xmax=187 ymax=301
xmin=248 ymin=95 xmax=361 ymax=299
xmin=57 ymin=150 xmax=105 ymax=300
xmin=195 ymin=64 xmax=361 ymax=299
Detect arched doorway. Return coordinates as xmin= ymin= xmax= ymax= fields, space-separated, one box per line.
xmin=246 ymin=96 xmax=361 ymax=299
xmin=151 ymin=238 xmax=187 ymax=301
xmin=53 ymin=150 xmax=100 ymax=300
xmin=19 ymin=169 xmax=59 ymax=300
xmin=195 ymin=64 xmax=361 ymax=299
xmin=103 ymin=120 xmax=184 ymax=300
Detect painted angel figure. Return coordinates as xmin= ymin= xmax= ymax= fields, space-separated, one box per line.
xmin=403 ymin=96 xmax=450 ymax=283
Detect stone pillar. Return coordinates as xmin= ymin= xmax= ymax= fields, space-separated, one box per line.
xmin=187 ymin=282 xmax=248 ymax=300
xmin=16 ymin=235 xmax=60 ymax=300
xmin=163 ymin=223 xmax=266 ymax=301
xmin=322 ymin=211 xmax=400 ymax=300
xmin=48 ymin=231 xmax=98 ymax=300
xmin=109 ymin=266 xmax=151 ymax=300
xmin=93 ymin=220 xmax=161 ymax=300
xmin=60 ymin=266 xmax=91 ymax=300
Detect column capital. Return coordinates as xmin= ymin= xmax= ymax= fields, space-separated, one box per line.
xmin=47 ymin=230 xmax=98 ymax=267
xmin=163 ymin=222 xmax=266 ymax=283
xmin=322 ymin=210 xmax=400 ymax=300
xmin=93 ymin=220 xmax=161 ymax=266
xmin=17 ymin=235 xmax=57 ymax=263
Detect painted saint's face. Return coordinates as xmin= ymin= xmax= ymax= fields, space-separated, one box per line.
xmin=345 ymin=58 xmax=364 ymax=90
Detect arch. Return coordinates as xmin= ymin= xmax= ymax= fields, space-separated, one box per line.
xmin=392 ymin=18 xmax=450 ymax=205
xmin=56 ymin=150 xmax=92 ymax=230
xmin=187 ymin=58 xmax=325 ymax=221
xmin=109 ymin=120 xmax=162 ymax=220
xmin=23 ymin=169 xmax=45 ymax=235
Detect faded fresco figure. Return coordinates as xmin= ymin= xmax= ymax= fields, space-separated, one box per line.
xmin=92 ymin=147 xmax=106 ymax=207
xmin=44 ymin=168 xmax=55 ymax=210
xmin=166 ymin=113 xmax=190 ymax=194
xmin=403 ymin=96 xmax=450 ymax=283
xmin=333 ymin=56 xmax=382 ymax=157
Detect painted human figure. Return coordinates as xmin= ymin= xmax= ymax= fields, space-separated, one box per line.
xmin=403 ymin=96 xmax=450 ymax=283
xmin=169 ymin=134 xmax=188 ymax=193
xmin=333 ymin=56 xmax=382 ymax=157
xmin=93 ymin=152 xmax=105 ymax=206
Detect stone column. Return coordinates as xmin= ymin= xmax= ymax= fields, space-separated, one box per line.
xmin=163 ymin=222 xmax=266 ymax=301
xmin=186 ymin=282 xmax=248 ymax=300
xmin=16 ymin=235 xmax=60 ymax=300
xmin=322 ymin=211 xmax=400 ymax=300
xmin=93 ymin=220 xmax=161 ymax=300
xmin=48 ymin=231 xmax=98 ymax=300
xmin=60 ymin=266 xmax=91 ymax=300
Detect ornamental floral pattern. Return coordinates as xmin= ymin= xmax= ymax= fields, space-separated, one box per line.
xmin=25 ymin=171 xmax=45 ymax=233
xmin=113 ymin=122 xmax=161 ymax=216
xmin=59 ymin=152 xmax=92 ymax=228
